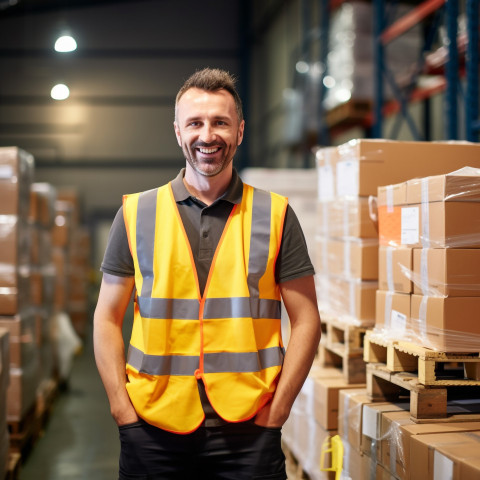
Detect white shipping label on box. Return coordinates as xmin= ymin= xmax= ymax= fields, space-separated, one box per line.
xmin=390 ymin=309 xmax=406 ymax=334
xmin=318 ymin=165 xmax=335 ymax=201
xmin=336 ymin=160 xmax=359 ymax=197
xmin=0 ymin=166 xmax=14 ymax=179
xmin=433 ymin=451 xmax=454 ymax=480
xmin=362 ymin=405 xmax=379 ymax=440
xmin=401 ymin=206 xmax=419 ymax=245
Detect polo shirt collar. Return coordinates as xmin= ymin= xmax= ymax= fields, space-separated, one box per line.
xmin=171 ymin=168 xmax=243 ymax=205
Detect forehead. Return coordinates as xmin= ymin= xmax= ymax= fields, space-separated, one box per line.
xmin=176 ymin=88 xmax=236 ymax=117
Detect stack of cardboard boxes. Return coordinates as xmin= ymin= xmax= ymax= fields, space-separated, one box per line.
xmin=283 ymin=363 xmax=365 ymax=479
xmin=286 ymin=140 xmax=480 ymax=479
xmin=54 ymin=188 xmax=91 ymax=340
xmin=338 ymin=389 xmax=480 ymax=479
xmin=376 ymin=167 xmax=480 ymax=352
xmin=0 ymin=146 xmax=91 ymax=467
xmin=315 ymin=142 xmax=379 ymax=326
xmin=29 ymin=182 xmax=57 ymax=385
xmin=0 ymin=147 xmax=41 ymax=426
xmin=0 ymin=330 xmax=9 ymax=477
xmin=316 ymin=139 xmax=480 ymax=328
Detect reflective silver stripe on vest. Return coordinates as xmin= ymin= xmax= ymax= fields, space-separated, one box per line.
xmin=204 ymin=346 xmax=285 ymax=373
xmin=136 ymin=188 xmax=158 ymax=297
xmin=127 ymin=344 xmax=285 ymax=376
xmin=247 ymin=189 xmax=271 ymax=318
xmin=128 ymin=344 xmax=199 ymax=376
xmin=138 ymin=296 xmax=200 ymax=320
xmin=137 ymin=296 xmax=281 ymax=320
xmin=203 ymin=297 xmax=281 ymax=320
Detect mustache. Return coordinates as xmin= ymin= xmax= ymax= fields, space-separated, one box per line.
xmin=192 ymin=140 xmax=225 ymax=148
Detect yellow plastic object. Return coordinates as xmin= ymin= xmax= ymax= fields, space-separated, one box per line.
xmin=320 ymin=434 xmax=343 ymax=480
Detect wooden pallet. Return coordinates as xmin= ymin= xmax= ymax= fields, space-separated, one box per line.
xmin=318 ymin=342 xmax=366 ymax=385
xmin=317 ymin=316 xmax=368 ymax=384
xmin=324 ymin=316 xmax=368 ymax=353
xmin=367 ymin=362 xmax=480 ymax=420
xmin=364 ymin=332 xmax=480 ymax=386
xmin=8 ymin=378 xmax=58 ymax=456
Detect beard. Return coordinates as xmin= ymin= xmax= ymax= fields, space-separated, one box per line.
xmin=182 ymin=139 xmax=236 ymax=178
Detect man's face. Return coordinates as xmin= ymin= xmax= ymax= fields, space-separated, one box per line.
xmin=174 ymin=88 xmax=245 ymax=178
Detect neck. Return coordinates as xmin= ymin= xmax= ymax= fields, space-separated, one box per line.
xmin=183 ymin=166 xmax=233 ymax=206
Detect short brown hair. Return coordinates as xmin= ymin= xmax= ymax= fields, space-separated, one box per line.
xmin=175 ymin=68 xmax=243 ymax=122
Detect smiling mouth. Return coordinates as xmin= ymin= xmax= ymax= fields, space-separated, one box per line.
xmin=197 ymin=147 xmax=220 ymax=154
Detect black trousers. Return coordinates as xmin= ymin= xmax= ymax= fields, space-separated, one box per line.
xmin=118 ymin=419 xmax=286 ymax=479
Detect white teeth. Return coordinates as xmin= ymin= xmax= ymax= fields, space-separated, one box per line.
xmin=199 ymin=147 xmax=219 ymax=154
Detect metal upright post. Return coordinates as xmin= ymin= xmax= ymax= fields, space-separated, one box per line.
xmin=445 ymin=0 xmax=459 ymax=139
xmin=318 ymin=0 xmax=330 ymax=146
xmin=373 ymin=0 xmax=385 ymax=138
xmin=466 ymin=0 xmax=479 ymax=142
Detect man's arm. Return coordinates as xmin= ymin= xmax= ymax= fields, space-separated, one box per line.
xmin=93 ymin=272 xmax=139 ymax=426
xmin=254 ymin=275 xmax=321 ymax=427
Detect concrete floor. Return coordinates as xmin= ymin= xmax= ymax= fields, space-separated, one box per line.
xmin=19 ymin=336 xmax=120 ymax=480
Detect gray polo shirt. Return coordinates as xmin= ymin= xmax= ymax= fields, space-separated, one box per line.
xmin=101 ymin=168 xmax=315 ymax=426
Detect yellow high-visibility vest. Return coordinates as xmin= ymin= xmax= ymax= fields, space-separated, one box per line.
xmin=122 ymin=182 xmax=288 ymax=433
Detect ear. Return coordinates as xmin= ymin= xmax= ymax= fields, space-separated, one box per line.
xmin=237 ymin=120 xmax=245 ymax=146
xmin=173 ymin=122 xmax=182 ymax=147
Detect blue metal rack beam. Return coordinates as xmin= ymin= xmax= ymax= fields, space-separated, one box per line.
xmin=466 ymin=0 xmax=480 ymax=142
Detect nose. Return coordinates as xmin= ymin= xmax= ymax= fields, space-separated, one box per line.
xmin=199 ymin=123 xmax=216 ymax=143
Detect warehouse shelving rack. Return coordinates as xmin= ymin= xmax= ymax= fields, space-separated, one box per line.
xmin=372 ymin=0 xmax=480 ymax=141
xmin=319 ymin=0 xmax=479 ymax=142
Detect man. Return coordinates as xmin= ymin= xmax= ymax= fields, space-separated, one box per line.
xmin=94 ymin=68 xmax=321 ymax=480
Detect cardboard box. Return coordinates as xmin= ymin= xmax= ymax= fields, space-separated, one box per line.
xmin=378 ymin=246 xmax=412 ymax=293
xmin=317 ymin=197 xmax=378 ymax=239
xmin=335 ymin=139 xmax=480 ymax=198
xmin=406 ymin=167 xmax=480 ymax=204
xmin=375 ymin=290 xmax=411 ymax=335
xmin=379 ymin=201 xmax=480 ymax=248
xmin=316 ymin=237 xmax=378 ymax=280
xmin=316 ymin=146 xmax=338 ymax=202
xmin=410 ymin=432 xmax=480 ymax=480
xmin=377 ymin=182 xmax=407 ymax=247
xmin=283 ymin=374 xmax=337 ymax=480
xmin=0 ymin=147 xmax=34 ymax=218
xmin=318 ymin=275 xmax=377 ymax=325
xmin=411 ymin=201 xmax=480 ymax=248
xmin=410 ymin=294 xmax=480 ymax=352
xmin=51 ymin=200 xmax=74 ymax=248
xmin=0 ymin=216 xmax=31 ymax=270
xmin=342 ymin=439 xmax=375 ymax=480
xmin=381 ymin=412 xmax=480 ymax=480
xmin=413 ymin=248 xmax=480 ymax=296
xmin=338 ymin=388 xmax=395 ymax=453
xmin=0 ymin=314 xmax=38 ymax=369
xmin=29 ymin=183 xmax=57 ymax=228
xmin=360 ymin=402 xmax=410 ymax=461
xmin=7 ymin=357 xmax=40 ymax=421
xmin=0 ymin=273 xmax=31 ymax=316
xmin=312 ymin=376 xmax=365 ymax=431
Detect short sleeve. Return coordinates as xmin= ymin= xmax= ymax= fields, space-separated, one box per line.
xmin=275 ymin=205 xmax=315 ymax=284
xmin=100 ymin=206 xmax=135 ymax=277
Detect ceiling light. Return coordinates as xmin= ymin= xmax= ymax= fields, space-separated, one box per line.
xmin=296 ymin=61 xmax=310 ymax=74
xmin=54 ymin=35 xmax=77 ymax=53
xmin=51 ymin=84 xmax=70 ymax=100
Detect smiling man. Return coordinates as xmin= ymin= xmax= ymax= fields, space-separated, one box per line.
xmin=94 ymin=68 xmax=321 ymax=480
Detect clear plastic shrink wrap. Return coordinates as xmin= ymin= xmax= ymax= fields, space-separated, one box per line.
xmin=374 ymin=167 xmax=480 ymax=352
xmin=0 ymin=147 xmax=34 ymax=316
